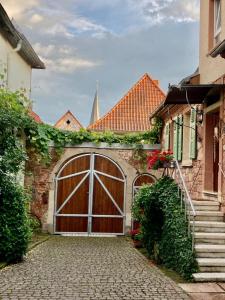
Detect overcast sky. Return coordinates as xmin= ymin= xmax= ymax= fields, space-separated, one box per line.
xmin=1 ymin=0 xmax=200 ymax=126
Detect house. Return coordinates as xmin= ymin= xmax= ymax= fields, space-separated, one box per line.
xmin=0 ymin=4 xmax=45 ymax=97
xmin=26 ymin=73 xmax=163 ymax=236
xmin=55 ymin=110 xmax=83 ymax=131
xmin=0 ymin=3 xmax=44 ymax=185
xmin=88 ymin=73 xmax=165 ymax=133
xmin=150 ymin=0 xmax=225 ymax=282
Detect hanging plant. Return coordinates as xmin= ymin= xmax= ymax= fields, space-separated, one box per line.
xmin=147 ymin=150 xmax=173 ymax=170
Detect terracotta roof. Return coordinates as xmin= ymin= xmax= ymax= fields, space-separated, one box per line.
xmin=88 ymin=73 xmax=165 ymax=132
xmin=55 ymin=110 xmax=83 ymax=132
xmin=29 ymin=110 xmax=43 ymax=123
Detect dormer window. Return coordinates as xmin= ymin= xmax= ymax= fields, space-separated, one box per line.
xmin=214 ymin=0 xmax=221 ymax=43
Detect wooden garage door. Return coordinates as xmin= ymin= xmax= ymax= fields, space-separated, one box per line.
xmin=55 ymin=153 xmax=125 ymax=235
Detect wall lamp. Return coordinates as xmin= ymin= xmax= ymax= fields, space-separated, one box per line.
xmin=196 ymin=107 xmax=204 ymax=124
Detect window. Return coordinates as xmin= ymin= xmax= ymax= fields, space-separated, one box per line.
xmin=164 ymin=111 xmax=197 ymax=163
xmin=214 ymin=0 xmax=221 ymax=41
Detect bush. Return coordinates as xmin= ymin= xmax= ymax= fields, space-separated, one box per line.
xmin=0 ymin=177 xmax=31 ymax=262
xmin=132 ymin=176 xmax=197 ymax=280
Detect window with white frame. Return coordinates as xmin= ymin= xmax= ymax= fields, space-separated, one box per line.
xmin=214 ymin=0 xmax=221 ymax=40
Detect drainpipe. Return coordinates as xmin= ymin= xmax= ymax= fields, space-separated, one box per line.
xmin=6 ymin=39 xmax=23 ymax=88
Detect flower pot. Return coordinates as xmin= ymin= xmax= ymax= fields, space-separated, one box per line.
xmin=133 ymin=240 xmax=143 ymax=248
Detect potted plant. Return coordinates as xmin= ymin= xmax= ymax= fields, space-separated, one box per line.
xmin=147 ymin=150 xmax=173 ymax=170
xmin=130 ymin=228 xmax=143 ymax=248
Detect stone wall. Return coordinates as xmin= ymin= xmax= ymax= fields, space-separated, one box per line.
xmin=25 ymin=145 xmax=159 ymax=232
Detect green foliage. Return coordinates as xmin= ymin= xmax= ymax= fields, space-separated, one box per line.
xmin=26 ymin=121 xmax=163 ymax=163
xmin=132 ymin=176 xmax=197 ymax=280
xmin=0 ymin=89 xmax=31 ymax=262
xmin=28 ymin=214 xmax=41 ymax=233
xmin=0 ymin=176 xmax=31 ymax=262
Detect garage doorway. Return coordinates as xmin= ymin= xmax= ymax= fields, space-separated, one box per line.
xmin=54 ymin=153 xmax=126 ymax=235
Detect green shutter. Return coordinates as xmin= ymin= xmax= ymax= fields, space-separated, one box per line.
xmin=177 ymin=115 xmax=183 ymax=161
xmin=173 ymin=117 xmax=178 ymax=160
xmin=189 ymin=108 xmax=197 ymax=159
xmin=165 ymin=123 xmax=170 ymax=150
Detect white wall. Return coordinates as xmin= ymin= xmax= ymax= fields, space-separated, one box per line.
xmin=0 ymin=34 xmax=32 ymax=97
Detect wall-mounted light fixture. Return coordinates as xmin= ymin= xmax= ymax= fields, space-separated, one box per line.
xmin=150 ymin=117 xmax=157 ymax=126
xmin=196 ymin=107 xmax=204 ymax=124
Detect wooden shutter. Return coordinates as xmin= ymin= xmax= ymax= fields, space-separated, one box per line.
xmin=177 ymin=115 xmax=183 ymax=161
xmin=173 ymin=117 xmax=178 ymax=160
xmin=189 ymin=108 xmax=197 ymax=159
xmin=165 ymin=123 xmax=170 ymax=150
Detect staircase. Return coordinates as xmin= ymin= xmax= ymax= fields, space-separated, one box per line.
xmin=191 ymin=200 xmax=225 ymax=282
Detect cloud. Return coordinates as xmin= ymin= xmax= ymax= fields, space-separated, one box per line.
xmin=43 ymin=57 xmax=100 ymax=74
xmin=0 ymin=0 xmax=39 ymax=19
xmin=0 ymin=0 xmax=200 ymax=127
xmin=129 ymin=0 xmax=200 ymax=24
xmin=30 ymin=14 xmax=44 ymax=24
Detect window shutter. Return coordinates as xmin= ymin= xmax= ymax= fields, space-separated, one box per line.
xmin=173 ymin=117 xmax=178 ymax=160
xmin=165 ymin=123 xmax=170 ymax=150
xmin=189 ymin=108 xmax=197 ymax=159
xmin=177 ymin=115 xmax=183 ymax=161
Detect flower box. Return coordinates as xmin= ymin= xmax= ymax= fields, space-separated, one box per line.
xmin=147 ymin=150 xmax=173 ymax=170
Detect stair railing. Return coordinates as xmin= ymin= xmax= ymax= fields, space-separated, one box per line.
xmin=218 ymin=163 xmax=225 ymax=179
xmin=169 ymin=160 xmax=196 ymax=251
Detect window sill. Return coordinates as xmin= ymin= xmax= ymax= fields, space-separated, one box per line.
xmin=181 ymin=160 xmax=193 ymax=167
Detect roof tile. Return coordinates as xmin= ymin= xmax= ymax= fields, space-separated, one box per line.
xmin=88 ymin=73 xmax=165 ymax=132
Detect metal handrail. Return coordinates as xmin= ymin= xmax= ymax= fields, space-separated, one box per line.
xmin=170 ymin=160 xmax=196 ymax=251
xmin=219 ymin=163 xmax=225 ymax=179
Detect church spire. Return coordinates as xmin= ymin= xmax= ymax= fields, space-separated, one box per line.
xmin=89 ymin=81 xmax=100 ymax=125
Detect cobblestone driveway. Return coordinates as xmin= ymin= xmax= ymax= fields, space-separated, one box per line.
xmin=0 ymin=237 xmax=189 ymax=300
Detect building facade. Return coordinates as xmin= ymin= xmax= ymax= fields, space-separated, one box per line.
xmin=0 ymin=4 xmax=45 ymax=97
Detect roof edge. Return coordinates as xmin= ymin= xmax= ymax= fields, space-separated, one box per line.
xmin=0 ymin=4 xmax=45 ymax=69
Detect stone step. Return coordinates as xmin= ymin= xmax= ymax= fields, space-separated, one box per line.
xmin=192 ymin=201 xmax=220 ymax=211
xmin=193 ymin=272 xmax=225 ymax=282
xmin=197 ymin=258 xmax=225 ymax=272
xmin=191 ymin=221 xmax=225 ymax=233
xmin=197 ymin=258 xmax=225 ymax=266
xmin=190 ymin=211 xmax=224 ymax=222
xmin=193 ymin=200 xmax=220 ymax=206
xmin=195 ymin=244 xmax=225 ymax=253
xmin=199 ymin=266 xmax=225 ymax=272
xmin=194 ymin=232 xmax=225 ymax=244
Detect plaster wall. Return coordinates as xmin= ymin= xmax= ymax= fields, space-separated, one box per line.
xmin=199 ymin=0 xmax=225 ymax=83
xmin=0 ymin=34 xmax=32 ymax=97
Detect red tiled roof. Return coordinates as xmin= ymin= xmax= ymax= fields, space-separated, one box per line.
xmin=88 ymin=73 xmax=165 ymax=132
xmin=55 ymin=110 xmax=83 ymax=131
xmin=29 ymin=110 xmax=43 ymax=123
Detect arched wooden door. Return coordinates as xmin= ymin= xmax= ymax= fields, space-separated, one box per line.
xmin=132 ymin=174 xmax=155 ymax=230
xmin=55 ymin=153 xmax=125 ymax=235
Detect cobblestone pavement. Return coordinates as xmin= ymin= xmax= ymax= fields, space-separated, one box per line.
xmin=0 ymin=237 xmax=189 ymax=300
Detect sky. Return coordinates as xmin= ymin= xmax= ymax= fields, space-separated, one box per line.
xmin=1 ymin=0 xmax=200 ymax=126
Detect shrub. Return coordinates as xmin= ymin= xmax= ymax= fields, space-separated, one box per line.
xmin=0 ymin=176 xmax=31 ymax=262
xmin=132 ymin=176 xmax=197 ymax=280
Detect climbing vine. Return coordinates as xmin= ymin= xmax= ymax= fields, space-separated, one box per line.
xmin=132 ymin=176 xmax=197 ymax=280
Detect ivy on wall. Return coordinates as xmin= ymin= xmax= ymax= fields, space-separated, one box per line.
xmin=132 ymin=176 xmax=197 ymax=280
xmin=26 ymin=118 xmax=163 ymax=162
